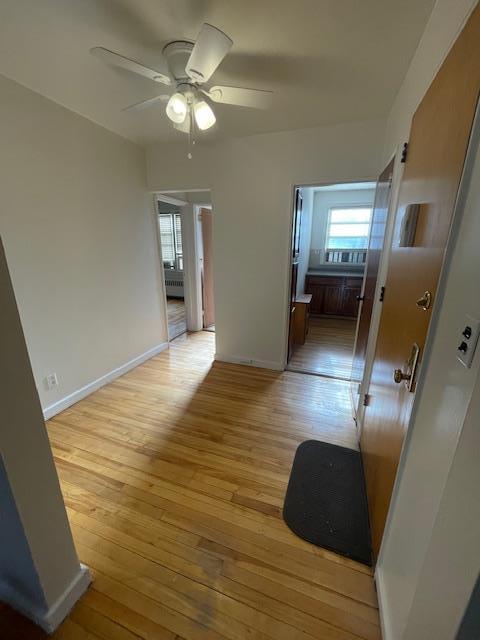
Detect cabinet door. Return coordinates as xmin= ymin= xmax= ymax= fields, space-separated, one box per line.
xmin=342 ymin=285 xmax=361 ymax=317
xmin=305 ymin=278 xmax=324 ymax=314
xmin=323 ymin=286 xmax=343 ymax=315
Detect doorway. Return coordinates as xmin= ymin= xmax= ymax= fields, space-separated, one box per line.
xmin=155 ymin=191 xmax=215 ymax=343
xmin=286 ymin=182 xmax=376 ymax=381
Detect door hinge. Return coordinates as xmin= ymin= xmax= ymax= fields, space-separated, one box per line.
xmin=363 ymin=393 xmax=371 ymax=407
xmin=379 ymin=286 xmax=385 ymax=302
xmin=401 ymin=142 xmax=409 ymax=163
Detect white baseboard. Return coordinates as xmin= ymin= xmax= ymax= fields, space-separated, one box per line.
xmin=0 ymin=563 xmax=91 ymax=633
xmin=43 ymin=342 xmax=169 ymax=420
xmin=214 ymin=352 xmax=284 ymax=371
xmin=375 ymin=566 xmax=392 ymax=640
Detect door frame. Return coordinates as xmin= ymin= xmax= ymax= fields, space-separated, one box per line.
xmin=282 ymin=178 xmax=377 ymax=370
xmin=151 ymin=195 xmax=170 ymax=344
xmin=152 ymin=193 xmax=213 ymax=341
xmin=197 ymin=204 xmax=215 ymax=329
xmin=190 ymin=203 xmax=210 ymax=331
xmin=351 ymin=149 xmax=404 ymax=432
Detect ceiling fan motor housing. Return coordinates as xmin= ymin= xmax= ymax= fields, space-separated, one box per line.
xmin=162 ymin=41 xmax=194 ymax=82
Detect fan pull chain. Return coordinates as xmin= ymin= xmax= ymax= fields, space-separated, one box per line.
xmin=187 ymin=108 xmax=195 ymax=159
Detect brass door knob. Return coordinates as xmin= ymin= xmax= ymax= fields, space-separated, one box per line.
xmin=394 ymin=368 xmax=411 ymax=384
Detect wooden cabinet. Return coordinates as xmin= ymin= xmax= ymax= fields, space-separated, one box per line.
xmin=343 ymin=279 xmax=362 ymax=317
xmin=305 ymin=274 xmax=362 ymax=318
xmin=292 ymin=294 xmax=312 ymax=345
xmin=308 ymin=284 xmax=325 ymax=314
xmin=323 ymin=283 xmax=344 ymax=315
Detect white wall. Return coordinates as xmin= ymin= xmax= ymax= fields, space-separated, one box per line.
xmin=382 ymin=0 xmax=478 ymax=161
xmin=309 ymin=188 xmax=375 ymax=269
xmin=0 ymin=238 xmax=90 ymax=631
xmin=147 ymin=118 xmax=385 ymax=369
xmin=0 ymin=74 xmax=167 ymax=415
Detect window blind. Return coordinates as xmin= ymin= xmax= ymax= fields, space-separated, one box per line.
xmin=174 ymin=214 xmax=183 ymax=255
xmin=326 ymin=207 xmax=372 ymax=250
xmin=158 ymin=214 xmax=175 ymax=262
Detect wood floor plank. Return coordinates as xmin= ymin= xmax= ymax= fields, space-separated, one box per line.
xmin=0 ymin=331 xmax=379 ymax=639
xmin=70 ymin=600 xmax=147 ymax=640
xmin=81 ymin=589 xmax=182 ymax=640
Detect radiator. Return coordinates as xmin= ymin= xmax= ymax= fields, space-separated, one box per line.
xmin=164 ymin=269 xmax=184 ymax=297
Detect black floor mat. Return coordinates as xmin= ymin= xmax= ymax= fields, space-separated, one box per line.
xmin=283 ymin=440 xmax=372 ymax=565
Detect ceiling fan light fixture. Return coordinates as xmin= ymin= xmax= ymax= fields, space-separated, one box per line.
xmin=166 ymin=92 xmax=188 ymax=123
xmin=91 ymin=22 xmax=275 ymax=145
xmin=193 ymin=100 xmax=216 ymax=130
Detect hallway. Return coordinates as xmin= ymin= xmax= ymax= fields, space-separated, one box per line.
xmin=289 ymin=316 xmax=356 ymax=380
xmin=1 ymin=331 xmax=379 ymax=639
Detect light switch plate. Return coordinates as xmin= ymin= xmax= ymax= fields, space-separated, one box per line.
xmin=457 ymin=314 xmax=480 ymax=369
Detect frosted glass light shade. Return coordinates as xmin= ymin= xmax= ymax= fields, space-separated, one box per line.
xmin=193 ymin=100 xmax=216 ymax=130
xmin=166 ymin=93 xmax=187 ymax=124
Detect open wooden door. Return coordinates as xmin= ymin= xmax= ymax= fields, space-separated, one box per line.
xmin=351 ymin=158 xmax=395 ymax=404
xmin=287 ymin=189 xmax=302 ymax=362
xmin=200 ymin=208 xmax=215 ymax=329
xmin=361 ymin=5 xmax=480 ymax=559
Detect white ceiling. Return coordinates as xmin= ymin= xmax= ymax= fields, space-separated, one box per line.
xmin=0 ymin=0 xmax=435 ymax=146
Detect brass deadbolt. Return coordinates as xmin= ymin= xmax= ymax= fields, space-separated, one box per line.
xmin=416 ymin=291 xmax=432 ymax=311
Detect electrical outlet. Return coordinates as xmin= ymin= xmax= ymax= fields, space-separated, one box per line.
xmin=45 ymin=372 xmax=58 ymax=390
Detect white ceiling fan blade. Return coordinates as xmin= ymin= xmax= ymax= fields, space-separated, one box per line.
xmin=205 ymin=86 xmax=273 ymax=109
xmin=90 ymin=47 xmax=171 ymax=85
xmin=185 ymin=24 xmax=233 ymax=83
xmin=123 ymin=94 xmax=171 ymax=112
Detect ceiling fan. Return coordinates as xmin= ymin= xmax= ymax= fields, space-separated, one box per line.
xmin=91 ymin=23 xmax=273 ymax=136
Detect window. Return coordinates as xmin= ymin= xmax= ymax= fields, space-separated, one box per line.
xmin=325 ymin=207 xmax=372 ymax=264
xmin=158 ymin=213 xmax=183 ymax=270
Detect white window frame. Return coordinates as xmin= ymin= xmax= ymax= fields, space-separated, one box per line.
xmin=323 ymin=204 xmax=372 ymax=264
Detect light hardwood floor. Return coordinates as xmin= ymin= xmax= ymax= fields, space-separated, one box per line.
xmin=0 ymin=331 xmax=380 ymax=640
xmin=289 ymin=316 xmax=356 ymax=380
xmin=167 ymin=297 xmax=187 ymax=340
